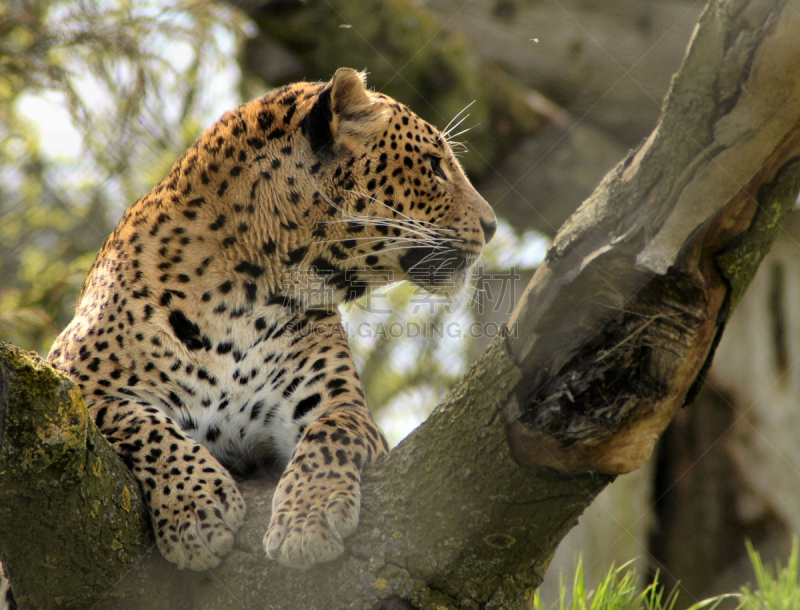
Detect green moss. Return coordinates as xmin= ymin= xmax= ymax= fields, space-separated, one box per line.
xmin=0 ymin=342 xmax=151 ymax=609
xmin=716 ymin=159 xmax=800 ymax=312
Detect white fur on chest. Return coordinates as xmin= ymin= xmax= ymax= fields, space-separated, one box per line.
xmin=158 ymin=306 xmax=336 ymax=472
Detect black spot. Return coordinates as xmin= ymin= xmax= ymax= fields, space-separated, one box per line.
xmin=329 ymin=245 xmax=347 ymax=260
xmin=283 ymin=377 xmax=302 ymax=398
xmin=206 ymin=427 xmax=221 ymax=442
xmin=302 ymin=87 xmax=333 ymax=153
xmin=168 ymin=310 xmax=204 ymax=350
xmin=210 ymin=215 xmax=227 ymax=231
xmin=263 ymin=239 xmax=277 ymax=255
xmin=257 ymin=110 xmax=274 ymax=130
xmin=234 ymin=261 xmax=264 ymax=278
xmin=294 ymin=393 xmax=321 ymax=419
xmin=311 ymin=257 xmax=343 ymax=278
xmin=250 ymin=400 xmax=265 ymax=420
xmin=285 ymin=246 xmax=308 ymax=265
xmin=327 ymin=378 xmax=347 ymax=390
xmin=267 ymin=294 xmax=298 ymax=309
xmin=168 ymin=391 xmax=184 ymax=408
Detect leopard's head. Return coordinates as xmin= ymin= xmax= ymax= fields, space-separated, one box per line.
xmin=303 ymin=68 xmax=496 ymax=297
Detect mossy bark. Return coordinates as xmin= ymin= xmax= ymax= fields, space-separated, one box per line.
xmin=0 ymin=344 xmax=150 ymax=609
xmin=3 ymin=0 xmax=800 ymax=608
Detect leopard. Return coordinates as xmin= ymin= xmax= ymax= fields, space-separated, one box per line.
xmin=0 ymin=68 xmax=496 ymax=601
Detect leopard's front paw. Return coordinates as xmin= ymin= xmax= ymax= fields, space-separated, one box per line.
xmin=149 ymin=459 xmax=246 ymax=571
xmin=263 ymin=464 xmax=361 ymax=569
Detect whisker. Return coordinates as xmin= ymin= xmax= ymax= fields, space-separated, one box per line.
xmin=443 ymin=115 xmax=470 ymax=142
xmin=345 ymin=189 xmax=460 ymax=234
xmin=442 ymin=101 xmax=475 ymax=138
xmin=409 ymin=248 xmax=455 ymax=269
xmin=446 ymin=124 xmax=479 ymax=141
xmin=317 ymin=190 xmax=442 ymax=239
xmin=320 ymin=218 xmax=450 ymax=242
xmin=346 ymin=243 xmax=449 ymax=262
xmin=322 ymin=213 xmax=461 ymax=241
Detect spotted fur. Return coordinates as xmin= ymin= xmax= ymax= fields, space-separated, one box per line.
xmin=1 ymin=68 xmax=496 ymax=584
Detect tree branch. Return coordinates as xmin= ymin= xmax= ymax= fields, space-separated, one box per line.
xmin=2 ymin=1 xmax=800 ymax=608
xmin=0 ymin=345 xmax=150 ymax=608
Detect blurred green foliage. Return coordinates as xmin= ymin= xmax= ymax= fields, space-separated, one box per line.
xmin=0 ymin=0 xmax=248 ymax=352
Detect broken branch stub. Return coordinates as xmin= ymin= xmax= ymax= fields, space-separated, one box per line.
xmin=503 ymin=0 xmax=800 ymax=476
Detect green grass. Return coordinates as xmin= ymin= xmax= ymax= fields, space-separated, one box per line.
xmin=737 ymin=539 xmax=800 ymax=609
xmin=532 ymin=538 xmax=800 ymax=610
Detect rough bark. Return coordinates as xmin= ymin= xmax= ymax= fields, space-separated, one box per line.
xmin=2 ymin=0 xmax=800 ymax=608
xmin=0 ymin=345 xmax=150 ymax=609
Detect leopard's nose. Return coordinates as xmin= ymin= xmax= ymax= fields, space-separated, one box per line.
xmin=479 ymin=217 xmax=497 ymax=243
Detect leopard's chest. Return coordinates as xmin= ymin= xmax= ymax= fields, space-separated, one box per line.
xmin=139 ymin=306 xmax=341 ymax=473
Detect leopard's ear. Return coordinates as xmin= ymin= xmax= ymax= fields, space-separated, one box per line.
xmin=304 ymin=68 xmax=386 ymax=154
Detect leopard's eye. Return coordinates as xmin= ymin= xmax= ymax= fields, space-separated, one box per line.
xmin=424 ymin=154 xmax=447 ymax=180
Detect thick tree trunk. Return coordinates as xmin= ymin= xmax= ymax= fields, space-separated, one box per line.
xmin=2 ymin=1 xmax=800 ymax=608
